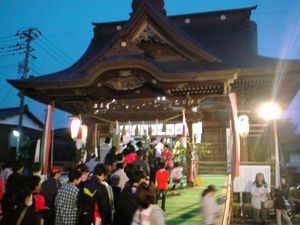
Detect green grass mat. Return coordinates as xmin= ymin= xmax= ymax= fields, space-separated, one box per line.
xmin=157 ymin=175 xmax=227 ymax=225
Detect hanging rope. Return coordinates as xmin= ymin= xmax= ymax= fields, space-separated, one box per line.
xmin=89 ymin=114 xmax=117 ymax=125
xmin=89 ymin=112 xmax=183 ymax=125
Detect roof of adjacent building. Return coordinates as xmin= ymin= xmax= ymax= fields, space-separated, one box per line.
xmin=0 ymin=105 xmax=44 ymax=129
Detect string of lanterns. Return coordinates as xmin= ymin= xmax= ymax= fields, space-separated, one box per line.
xmin=93 ymin=96 xmax=204 ymax=115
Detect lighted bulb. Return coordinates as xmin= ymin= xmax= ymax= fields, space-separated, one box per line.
xmin=259 ymin=102 xmax=281 ymax=120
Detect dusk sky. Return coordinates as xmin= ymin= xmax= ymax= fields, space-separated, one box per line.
xmin=0 ymin=0 xmax=299 ymax=130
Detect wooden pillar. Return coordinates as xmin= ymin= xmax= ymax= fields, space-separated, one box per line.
xmin=240 ymin=137 xmax=248 ymax=162
xmin=186 ymin=120 xmax=194 ymax=187
xmin=185 ymin=111 xmax=202 ymax=186
xmin=86 ymin=121 xmax=96 ymax=154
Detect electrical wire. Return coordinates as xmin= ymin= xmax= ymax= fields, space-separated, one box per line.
xmin=40 ymin=35 xmax=75 ymax=62
xmin=42 ymin=29 xmax=91 ymax=37
xmin=0 ymin=64 xmax=17 ymax=69
xmin=33 ymin=41 xmax=70 ymax=67
xmin=34 ymin=39 xmax=71 ymax=65
xmin=0 ymin=35 xmax=18 ymax=40
xmin=0 ymin=87 xmax=14 ymax=108
xmin=30 ymin=67 xmax=41 ymax=74
xmin=32 ymin=63 xmax=47 ymax=74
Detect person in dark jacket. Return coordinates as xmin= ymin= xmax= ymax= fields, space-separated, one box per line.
xmin=279 ymin=177 xmax=290 ymax=200
xmin=2 ymin=161 xmax=25 ymax=215
xmin=117 ymin=170 xmax=146 ymax=225
xmin=274 ymin=188 xmax=293 ymax=225
xmin=1 ymin=187 xmax=42 ymax=225
xmin=5 ymin=161 xmax=24 ymax=193
xmin=135 ymin=150 xmax=150 ymax=177
xmin=105 ymin=146 xmax=117 ymax=166
xmin=40 ymin=166 xmax=62 ymax=225
xmin=111 ymin=175 xmax=121 ymax=210
xmin=80 ymin=164 xmax=113 ymax=225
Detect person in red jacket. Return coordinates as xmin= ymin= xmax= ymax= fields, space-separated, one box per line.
xmin=155 ymin=162 xmax=169 ymax=211
xmin=161 ymin=144 xmax=173 ymax=170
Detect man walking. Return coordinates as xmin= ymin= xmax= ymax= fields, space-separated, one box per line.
xmin=54 ymin=169 xmax=82 ymax=225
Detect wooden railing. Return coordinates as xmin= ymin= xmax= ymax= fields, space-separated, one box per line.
xmin=198 ymin=161 xmax=231 ymax=174
xmin=217 ymin=175 xmax=232 ymax=225
xmin=220 ymin=174 xmax=232 ymax=225
xmin=197 ymin=161 xmax=274 ymax=175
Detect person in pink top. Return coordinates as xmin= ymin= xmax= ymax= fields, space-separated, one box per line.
xmin=124 ymin=144 xmax=137 ymax=165
xmin=161 ymin=145 xmax=173 ymax=169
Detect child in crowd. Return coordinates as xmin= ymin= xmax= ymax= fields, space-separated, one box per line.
xmin=201 ymin=185 xmax=221 ymax=225
xmin=131 ymin=183 xmax=165 ymax=225
xmin=170 ymin=162 xmax=183 ymax=190
xmin=251 ymin=172 xmax=270 ymax=225
xmin=155 ymin=162 xmax=169 ymax=211
xmin=32 ymin=162 xmax=46 ymax=183
xmin=274 ymin=188 xmax=293 ymax=225
xmin=161 ymin=145 xmax=173 ymax=170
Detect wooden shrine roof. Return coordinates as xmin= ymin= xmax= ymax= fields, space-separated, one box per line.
xmin=6 ymin=1 xmax=300 ymax=119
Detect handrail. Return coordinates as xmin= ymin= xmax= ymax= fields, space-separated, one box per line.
xmin=220 ymin=174 xmax=232 ymax=225
xmin=198 ymin=161 xmax=273 ymax=165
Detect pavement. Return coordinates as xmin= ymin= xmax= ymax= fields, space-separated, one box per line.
xmin=231 ymin=217 xmax=300 ymax=225
xmin=231 ymin=208 xmax=300 ymax=225
xmin=158 ymin=174 xmax=227 ymax=225
xmin=158 ymin=174 xmax=300 ymax=225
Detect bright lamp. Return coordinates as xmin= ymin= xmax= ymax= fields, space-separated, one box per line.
xmin=13 ymin=130 xmax=20 ymax=137
xmin=259 ymin=102 xmax=281 ymax=120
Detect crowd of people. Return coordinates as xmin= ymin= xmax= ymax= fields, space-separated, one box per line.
xmin=250 ymin=172 xmax=300 ymax=225
xmin=200 ymin=172 xmax=300 ymax=225
xmin=2 ymin=136 xmax=298 ymax=225
xmin=0 ymin=137 xmax=186 ymax=225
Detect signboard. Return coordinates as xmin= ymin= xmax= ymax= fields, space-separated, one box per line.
xmin=233 ymin=165 xmax=271 ymax=193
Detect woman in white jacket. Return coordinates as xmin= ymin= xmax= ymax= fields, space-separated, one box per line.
xmin=251 ymin=172 xmax=270 ymax=225
xmin=201 ymin=185 xmax=221 ymax=225
xmin=131 ymin=183 xmax=165 ymax=225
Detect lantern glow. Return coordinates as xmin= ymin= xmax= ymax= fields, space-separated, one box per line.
xmin=238 ymin=115 xmax=250 ymax=138
xmin=70 ymin=117 xmax=81 ymax=140
xmin=81 ymin=125 xmax=88 ymax=145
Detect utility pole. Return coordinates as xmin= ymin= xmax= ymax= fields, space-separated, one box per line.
xmin=16 ymin=28 xmax=41 ymax=160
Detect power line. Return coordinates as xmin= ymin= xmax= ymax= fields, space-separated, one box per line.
xmin=15 ymin=27 xmax=41 ymax=160
xmin=0 ymin=34 xmax=18 ymax=40
xmin=40 ymin=35 xmax=75 ymax=62
xmin=32 ymin=63 xmax=47 ymax=74
xmin=43 ymin=29 xmax=91 ymax=36
xmin=30 ymin=67 xmax=41 ymax=74
xmin=35 ymin=39 xmax=71 ymax=65
xmin=0 ymin=64 xmax=17 ymax=69
xmin=0 ymin=87 xmax=14 ymax=108
xmin=33 ymin=40 xmax=70 ymax=67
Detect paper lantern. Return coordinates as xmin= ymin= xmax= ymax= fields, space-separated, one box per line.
xmin=81 ymin=125 xmax=88 ymax=145
xmin=70 ymin=117 xmax=81 ymax=140
xmin=238 ymin=115 xmax=249 ymax=138
xmin=135 ymin=125 xmax=140 ymax=136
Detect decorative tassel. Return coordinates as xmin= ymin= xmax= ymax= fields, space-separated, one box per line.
xmin=121 ymin=125 xmax=126 ymax=136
